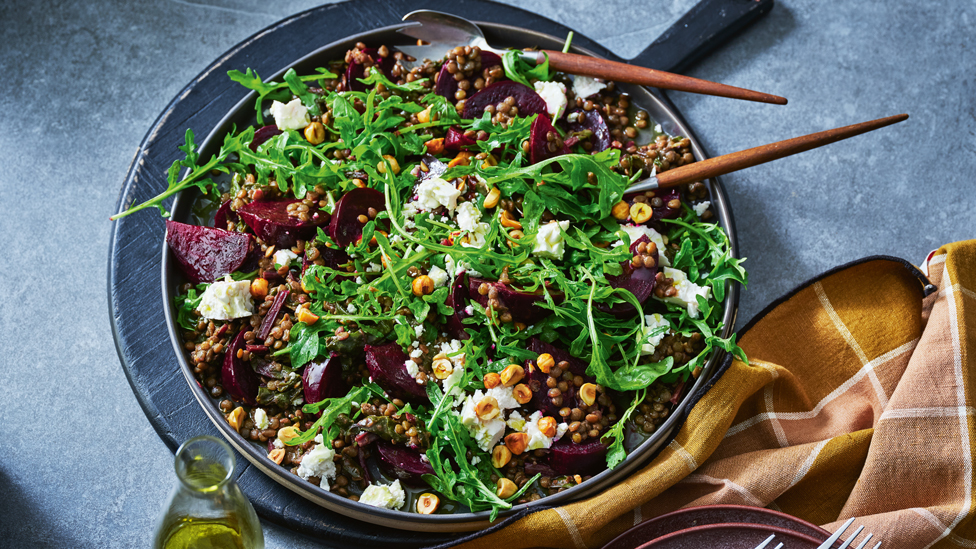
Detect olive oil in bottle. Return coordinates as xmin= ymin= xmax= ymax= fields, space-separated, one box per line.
xmin=153 ymin=436 xmax=264 ymax=549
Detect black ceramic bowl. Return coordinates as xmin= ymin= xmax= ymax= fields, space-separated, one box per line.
xmin=161 ymin=21 xmax=739 ymax=532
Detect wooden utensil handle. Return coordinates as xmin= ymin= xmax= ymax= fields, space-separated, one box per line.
xmin=655 ymin=114 xmax=910 ymax=189
xmin=537 ymin=50 xmax=787 ymax=105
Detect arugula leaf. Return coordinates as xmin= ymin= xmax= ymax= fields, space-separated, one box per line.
xmin=288 ymin=386 xmax=370 ymax=446
xmin=602 ymin=389 xmax=645 ymax=469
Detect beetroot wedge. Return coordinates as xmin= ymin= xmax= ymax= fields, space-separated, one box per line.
xmin=212 ymin=200 xmax=238 ymax=231
xmin=468 ymin=277 xmax=561 ymax=325
xmin=249 ymin=125 xmax=282 ymax=151
xmin=329 ymin=187 xmax=386 ymax=247
xmin=529 ymin=114 xmax=570 ymax=165
xmin=365 ymin=343 xmax=429 ymax=404
xmin=375 ymin=441 xmax=434 ymax=487
xmin=444 ymin=126 xmax=480 ymax=152
xmin=303 ymin=354 xmax=347 ymax=405
xmin=522 ymin=339 xmax=589 ymax=416
xmin=345 ymin=48 xmax=398 ymax=92
xmin=222 ymin=330 xmax=259 ymax=405
xmin=237 ymin=199 xmax=330 ymax=249
xmin=600 ymin=235 xmax=659 ymax=318
xmin=434 ymin=51 xmax=502 ymax=100
xmin=445 ymin=274 xmax=472 ymax=340
xmin=462 ymin=81 xmax=547 ymax=120
xmin=547 ymin=437 xmax=609 ymax=476
xmin=166 ymin=220 xmax=255 ymax=284
xmin=561 ymin=108 xmax=611 ymax=153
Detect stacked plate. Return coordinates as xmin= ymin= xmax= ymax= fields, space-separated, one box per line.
xmin=603 ymin=505 xmax=838 ymax=549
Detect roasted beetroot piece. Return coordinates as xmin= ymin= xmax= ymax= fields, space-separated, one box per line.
xmin=462 ymin=81 xmax=547 ymax=120
xmin=444 ymin=126 xmax=478 ymax=152
xmin=303 ymin=354 xmax=347 ymax=405
xmin=600 ymin=235 xmax=659 ymax=318
xmin=547 ymin=437 xmax=609 ymax=476
xmin=524 ymin=461 xmax=558 ymax=478
xmin=525 ymin=364 xmax=576 ymax=417
xmin=237 ymin=199 xmax=330 ymax=249
xmin=165 ymin=220 xmax=255 ymax=284
xmin=344 ymin=48 xmax=398 ymax=92
xmin=434 ymin=51 xmax=502 ymax=100
xmin=257 ymin=289 xmax=289 ymax=340
xmin=221 ymin=331 xmax=259 ymax=405
xmin=329 ymin=187 xmax=386 ymax=247
xmin=375 ymin=441 xmax=435 ymax=487
xmin=365 ymin=343 xmax=430 ymax=404
xmin=212 ymin=200 xmax=238 ymax=231
xmin=249 ymin=125 xmax=282 ymax=151
xmin=301 ymin=245 xmax=350 ymax=274
xmin=467 ymin=277 xmax=562 ymax=325
xmin=525 ymin=338 xmax=588 ymax=376
xmin=445 ymin=274 xmax=472 ymax=340
xmin=529 ymin=114 xmax=570 ymax=165
xmin=561 ymin=108 xmax=611 ymax=153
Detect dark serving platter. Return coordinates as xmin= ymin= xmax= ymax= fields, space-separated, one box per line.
xmin=110 ymin=0 xmax=769 ymax=544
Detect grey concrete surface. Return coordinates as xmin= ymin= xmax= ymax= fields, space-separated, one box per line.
xmin=1 ymin=0 xmax=972 ymax=547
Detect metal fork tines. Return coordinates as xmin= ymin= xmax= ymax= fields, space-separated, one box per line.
xmin=818 ymin=517 xmax=882 ymax=549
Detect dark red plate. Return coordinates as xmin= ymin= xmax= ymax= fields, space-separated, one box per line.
xmin=636 ymin=523 xmax=826 ymax=549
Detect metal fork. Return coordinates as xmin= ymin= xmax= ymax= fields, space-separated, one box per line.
xmin=753 ymin=534 xmax=784 ymax=549
xmin=817 ymin=517 xmax=882 ymax=549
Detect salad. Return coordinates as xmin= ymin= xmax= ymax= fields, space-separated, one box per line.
xmin=114 ymin=39 xmax=747 ymax=519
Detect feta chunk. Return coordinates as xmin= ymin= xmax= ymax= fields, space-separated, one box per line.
xmin=572 ymin=76 xmax=606 ymax=99
xmin=640 ymin=313 xmax=671 ymax=355
xmin=506 ymin=411 xmax=526 ymax=431
xmin=460 ymin=390 xmax=507 ymax=451
xmin=532 ymin=220 xmax=570 ymax=260
xmin=296 ymin=435 xmax=337 ymax=488
xmin=414 ymin=176 xmax=462 ymax=213
xmin=273 ymin=249 xmax=298 ymax=269
xmin=269 ymin=98 xmax=310 ymax=131
xmin=198 ymin=277 xmax=254 ymax=320
xmin=486 ymin=385 xmax=519 ymax=411
xmin=614 ymin=225 xmax=670 ymax=267
xmin=404 ymin=359 xmax=419 ymax=379
xmin=253 ymin=408 xmax=269 ymax=430
xmin=523 ymin=411 xmax=554 ymax=451
xmin=693 ymin=201 xmax=711 ymax=218
xmin=533 ymin=81 xmax=568 ymax=120
xmin=428 ymin=265 xmax=450 ymax=288
xmin=442 ymin=361 xmax=464 ymax=397
xmin=461 ymin=222 xmax=491 ymax=248
xmin=455 ymin=201 xmax=482 ymax=232
xmin=359 ymin=480 xmax=406 ymax=510
xmin=656 ymin=267 xmax=711 ymax=318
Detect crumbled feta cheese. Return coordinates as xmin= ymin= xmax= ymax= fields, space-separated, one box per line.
xmin=269 ymin=98 xmax=310 ymax=131
xmin=471 ymin=456 xmax=481 ymax=465
xmin=414 ymin=324 xmax=424 ymax=338
xmin=655 ymin=124 xmax=662 ymax=133
xmin=464 ymin=305 xmax=474 ymax=316
xmin=346 ymin=304 xmax=357 ymax=314
xmin=461 ymin=222 xmax=491 ymax=248
xmin=555 ymin=422 xmax=569 ymax=442
xmin=455 ymin=201 xmax=482 ymax=232
xmin=460 ymin=390 xmax=507 ymax=451
xmin=506 ymin=411 xmax=526 ymax=431
xmin=428 ymin=265 xmax=450 ymax=287
xmin=390 ymin=234 xmax=403 ymax=243
xmin=614 ymin=225 xmax=670 ymax=266
xmin=572 ymin=76 xmax=606 ymax=99
xmin=254 ymin=408 xmax=269 ymax=430
xmin=532 ymin=220 xmax=570 ymax=260
xmin=442 ymin=363 xmax=464 ymax=397
xmin=272 ymin=438 xmax=284 ymax=449
xmin=486 ymin=385 xmax=520 ymax=411
xmin=198 ymin=277 xmax=254 ymax=320
xmin=273 ymin=249 xmax=298 ymax=269
xmin=413 ymin=176 xmax=462 ymax=213
xmin=533 ymin=81 xmax=568 ymax=120
xmin=523 ymin=411 xmax=554 ymax=451
xmin=405 ymin=359 xmax=419 ymax=378
xmin=409 ymin=348 xmax=423 ymax=359
xmin=641 ymin=313 xmax=671 ymax=355
xmin=296 ymin=435 xmax=337 ymax=487
xmin=693 ymin=201 xmax=711 ymax=218
xmin=656 ymin=267 xmax=711 ymax=318
xmin=355 ymin=276 xmax=364 ymax=284
xmin=366 ymin=262 xmax=382 ymax=273
xmin=359 ymin=480 xmax=405 ymax=510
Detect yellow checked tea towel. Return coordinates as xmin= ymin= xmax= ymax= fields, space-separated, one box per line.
xmin=451 ymin=240 xmax=975 ymax=549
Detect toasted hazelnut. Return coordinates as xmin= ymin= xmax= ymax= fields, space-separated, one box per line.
xmin=496 ymin=477 xmax=518 ymax=499
xmin=579 ymin=383 xmax=598 ymax=406
xmin=304 ymin=121 xmax=325 ymax=145
xmin=268 ymin=448 xmax=285 ymax=464
xmin=536 ymin=353 xmax=555 ymax=374
xmin=250 ymin=278 xmax=269 ymax=299
xmin=417 ymin=106 xmax=432 ymax=124
xmin=475 ymin=396 xmax=500 ymax=421
xmin=512 ymin=383 xmax=532 ymax=404
xmin=447 ymin=151 xmax=474 ymax=168
xmin=483 ymin=187 xmax=501 ymax=209
xmin=491 ymin=445 xmax=512 ymax=468
xmin=573 ymin=474 xmax=583 ymax=485
xmin=630 ymin=202 xmax=653 ymax=224
xmin=481 ymin=154 xmax=498 ymax=170
xmin=377 ymin=154 xmax=400 ymax=175
xmin=500 ymin=364 xmax=525 ymax=387
xmin=432 ymin=354 xmax=454 ymax=380
xmin=499 ymin=209 xmax=522 ymax=229
xmin=538 ymin=416 xmax=557 ymax=438
xmin=611 ymin=200 xmax=630 ymax=220
xmin=226 ymin=407 xmax=246 ymax=431
xmin=297 ymin=308 xmax=319 ymax=324
xmin=277 ymin=425 xmax=300 ymax=444
xmin=416 ymin=493 xmax=440 ymax=514
xmin=424 ymin=137 xmax=445 ymax=155
xmin=412 ymin=275 xmax=434 ymax=296
xmin=505 ymin=432 xmax=529 ymax=455
xmin=483 ymin=372 xmax=502 ymax=389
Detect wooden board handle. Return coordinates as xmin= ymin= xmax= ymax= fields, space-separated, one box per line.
xmin=537 ymin=50 xmax=787 ymax=105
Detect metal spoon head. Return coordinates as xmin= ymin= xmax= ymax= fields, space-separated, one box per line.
xmin=397 ymin=10 xmax=494 ymax=65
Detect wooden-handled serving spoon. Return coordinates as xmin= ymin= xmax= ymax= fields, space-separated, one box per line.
xmin=398 ymin=10 xmax=787 ymax=105
xmin=627 ymin=114 xmax=909 ymax=192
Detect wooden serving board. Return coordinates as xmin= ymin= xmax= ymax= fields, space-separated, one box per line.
xmin=108 ymin=0 xmax=771 ymax=545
